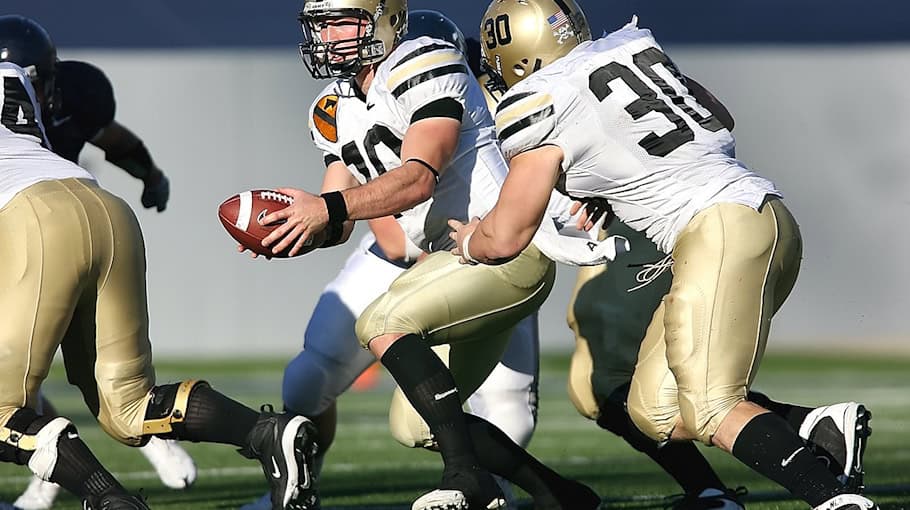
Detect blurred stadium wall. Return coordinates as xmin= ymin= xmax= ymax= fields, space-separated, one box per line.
xmin=7 ymin=1 xmax=909 ymax=356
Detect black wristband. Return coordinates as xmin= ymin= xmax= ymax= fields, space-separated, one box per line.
xmin=321 ymin=221 xmax=344 ymax=247
xmin=321 ymin=191 xmax=348 ymax=223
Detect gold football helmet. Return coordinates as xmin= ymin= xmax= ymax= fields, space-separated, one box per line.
xmin=480 ymin=0 xmax=591 ymax=89
xmin=299 ymin=0 xmax=408 ymax=79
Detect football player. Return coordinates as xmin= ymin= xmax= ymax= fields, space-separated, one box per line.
xmin=0 ymin=61 xmax=317 ymax=510
xmin=256 ymin=1 xmax=619 ymax=508
xmin=452 ymin=1 xmax=878 ymax=510
xmin=0 ymin=15 xmax=187 ymax=509
xmin=239 ymin=13 xmax=544 ymax=510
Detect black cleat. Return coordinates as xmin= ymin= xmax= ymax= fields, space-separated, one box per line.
xmin=239 ymin=405 xmax=320 ymax=509
xmin=550 ymin=478 xmax=602 ymax=510
xmin=799 ymin=402 xmax=872 ymax=493
xmin=82 ymin=492 xmax=150 ymax=510
xmin=665 ymin=487 xmax=747 ymax=510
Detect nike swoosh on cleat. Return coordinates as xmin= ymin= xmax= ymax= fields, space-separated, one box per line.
xmin=781 ymin=446 xmax=805 ymax=467
xmin=433 ymin=388 xmax=457 ymax=401
xmin=271 ymin=456 xmax=282 ymax=478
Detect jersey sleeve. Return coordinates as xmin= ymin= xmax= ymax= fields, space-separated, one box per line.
xmin=495 ymin=82 xmax=585 ymax=170
xmin=385 ymin=38 xmax=470 ymax=124
xmin=55 ymin=61 xmax=115 ymax=140
xmin=308 ymin=82 xmax=343 ymax=160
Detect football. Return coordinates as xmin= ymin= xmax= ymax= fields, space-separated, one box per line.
xmin=218 ymin=189 xmax=298 ymax=258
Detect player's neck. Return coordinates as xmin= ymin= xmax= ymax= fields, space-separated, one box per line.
xmin=354 ymin=65 xmax=377 ymax=94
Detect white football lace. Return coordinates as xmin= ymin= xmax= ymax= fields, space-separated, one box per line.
xmin=259 ymin=191 xmax=294 ymax=205
xmin=628 ymin=254 xmax=674 ymax=293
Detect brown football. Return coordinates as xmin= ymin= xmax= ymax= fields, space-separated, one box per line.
xmin=218 ymin=189 xmax=296 ymax=258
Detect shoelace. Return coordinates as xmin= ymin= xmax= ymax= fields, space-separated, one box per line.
xmin=627 ymin=254 xmax=674 ymax=292
xmin=663 ymin=486 xmax=748 ymax=510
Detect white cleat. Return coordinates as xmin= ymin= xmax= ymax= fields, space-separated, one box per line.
xmin=799 ymin=402 xmax=872 ymax=491
xmin=666 ymin=487 xmax=746 ymax=510
xmin=813 ymin=493 xmax=878 ymax=510
xmin=411 ymin=489 xmax=505 ymax=510
xmin=238 ymin=492 xmax=272 ymax=510
xmin=140 ymin=436 xmax=198 ymax=489
xmin=12 ymin=476 xmax=60 ymax=510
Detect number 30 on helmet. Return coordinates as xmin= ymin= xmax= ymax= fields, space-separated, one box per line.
xmin=480 ymin=0 xmax=591 ymax=90
xmin=298 ymin=0 xmax=408 ymax=79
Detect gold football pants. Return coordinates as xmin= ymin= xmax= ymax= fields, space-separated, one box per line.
xmin=356 ymin=244 xmax=554 ymax=447
xmin=0 ymin=179 xmax=155 ymax=446
xmin=566 ymin=221 xmax=670 ymax=420
xmin=628 ymin=199 xmax=802 ymax=444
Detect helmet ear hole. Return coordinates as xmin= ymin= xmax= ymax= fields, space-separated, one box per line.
xmin=512 ymin=63 xmax=526 ymax=78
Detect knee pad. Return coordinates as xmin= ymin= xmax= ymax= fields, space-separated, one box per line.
xmin=388 ymin=387 xmax=434 ymax=449
xmin=627 ymin=379 xmax=676 ymax=443
xmin=679 ymin=393 xmax=745 ymax=444
xmin=142 ymin=380 xmax=209 ymax=439
xmin=1 ymin=408 xmax=74 ymax=480
xmin=567 ymin=338 xmax=599 ymax=421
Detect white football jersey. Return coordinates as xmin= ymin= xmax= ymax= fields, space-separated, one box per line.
xmin=0 ymin=63 xmax=94 ymax=209
xmin=495 ymin=20 xmax=780 ymax=254
xmin=309 ymin=36 xmax=504 ymax=253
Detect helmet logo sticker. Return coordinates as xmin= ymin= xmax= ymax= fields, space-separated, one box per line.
xmin=547 ymin=11 xmax=576 ymax=44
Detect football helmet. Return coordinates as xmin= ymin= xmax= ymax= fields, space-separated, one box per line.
xmin=479 ymin=0 xmax=591 ymax=89
xmin=298 ymin=0 xmax=408 ymax=79
xmin=401 ymin=9 xmax=467 ymax=55
xmin=0 ymin=15 xmax=57 ymax=102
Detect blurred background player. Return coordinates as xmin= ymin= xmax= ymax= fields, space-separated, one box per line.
xmin=0 ymin=14 xmax=189 ymax=510
xmin=0 ymin=55 xmax=319 ymax=510
xmin=241 ymin=11 xmax=542 ymax=510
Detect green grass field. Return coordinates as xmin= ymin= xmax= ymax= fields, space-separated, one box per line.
xmin=1 ymin=353 xmax=907 ymax=509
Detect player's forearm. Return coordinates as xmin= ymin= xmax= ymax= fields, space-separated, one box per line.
xmin=342 ymin=161 xmax=435 ymax=220
xmin=469 ymin=208 xmax=536 ymax=265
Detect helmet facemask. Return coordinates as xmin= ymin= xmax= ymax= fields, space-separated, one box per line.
xmin=298 ymin=8 xmax=388 ymax=79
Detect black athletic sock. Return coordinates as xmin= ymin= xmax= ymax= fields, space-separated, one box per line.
xmin=50 ymin=425 xmax=125 ymax=499
xmin=748 ymin=391 xmax=812 ymax=432
xmin=179 ymin=384 xmax=259 ymax=447
xmin=598 ymin=386 xmax=725 ymax=494
xmin=731 ymin=412 xmax=843 ymax=506
xmin=464 ymin=414 xmax=566 ymax=506
xmin=381 ymin=334 xmax=476 ymax=470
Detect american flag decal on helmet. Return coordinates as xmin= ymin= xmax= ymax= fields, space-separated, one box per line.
xmin=547 ymin=11 xmax=570 ymax=32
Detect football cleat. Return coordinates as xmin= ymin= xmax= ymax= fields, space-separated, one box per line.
xmin=799 ymin=402 xmax=872 ymax=492
xmin=139 ymin=436 xmax=197 ymax=489
xmin=82 ymin=492 xmax=150 ymax=510
xmin=412 ymin=467 xmax=506 ymax=510
xmin=239 ymin=405 xmax=320 ymax=510
xmin=12 ymin=476 xmax=60 ymax=510
xmin=665 ymin=487 xmax=746 ymax=510
xmin=812 ymin=494 xmax=878 ymax=510
xmin=548 ymin=478 xmax=601 ymax=510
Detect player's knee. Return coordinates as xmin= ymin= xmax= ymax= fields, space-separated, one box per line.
xmin=594 ymin=385 xmax=630 ymax=437
xmin=627 ymin=382 xmax=676 ymax=443
xmin=282 ymin=351 xmax=333 ymax=416
xmin=680 ymin=393 xmax=744 ymax=445
xmin=355 ymin=297 xmax=422 ymax=350
xmin=567 ymin=347 xmax=599 ymax=421
xmin=0 ymin=408 xmax=75 ymax=481
xmin=388 ymin=389 xmax=434 ymax=449
xmin=92 ymin=358 xmax=156 ymax=446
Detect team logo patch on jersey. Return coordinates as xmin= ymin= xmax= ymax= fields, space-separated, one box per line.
xmin=313 ymin=94 xmax=339 ymax=142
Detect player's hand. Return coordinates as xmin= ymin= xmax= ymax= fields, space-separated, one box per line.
xmin=261 ymin=188 xmax=329 ymax=257
xmin=237 ymin=243 xmax=271 ymax=260
xmin=141 ymin=169 xmax=170 ymax=213
xmin=448 ymin=217 xmax=480 ymax=265
xmin=570 ymin=197 xmax=614 ymax=231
